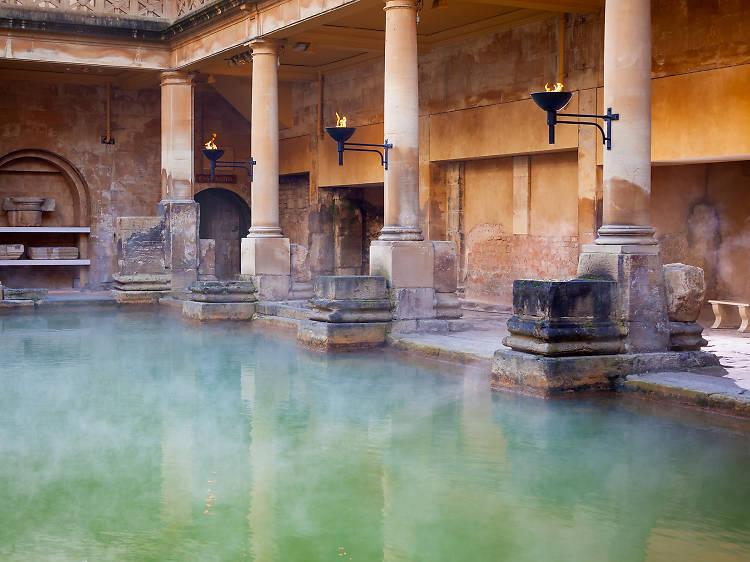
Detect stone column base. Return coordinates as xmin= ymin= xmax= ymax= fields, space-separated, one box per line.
xmin=297 ymin=321 xmax=389 ymax=351
xmin=241 ymin=237 xmax=291 ymax=301
xmin=241 ymin=236 xmax=290 ymax=276
xmin=297 ymin=276 xmax=391 ymax=351
xmin=492 ymin=348 xmax=719 ymax=397
xmin=578 ymin=244 xmax=670 ymax=353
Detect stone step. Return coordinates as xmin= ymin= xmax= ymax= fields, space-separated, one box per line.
xmin=256 ymin=302 xmax=311 ymax=321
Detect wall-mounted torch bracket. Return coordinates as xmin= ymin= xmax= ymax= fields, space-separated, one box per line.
xmin=335 ymin=140 xmax=393 ymax=170
xmin=201 ymin=149 xmax=256 ymax=182
xmin=325 ymin=126 xmax=393 ymax=170
xmin=553 ymin=107 xmax=619 ymax=150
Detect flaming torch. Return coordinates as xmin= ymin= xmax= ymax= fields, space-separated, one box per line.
xmin=324 ymin=112 xmax=392 ymax=169
xmin=530 ymin=82 xmax=618 ymax=149
xmin=200 ymin=133 xmax=256 ymax=182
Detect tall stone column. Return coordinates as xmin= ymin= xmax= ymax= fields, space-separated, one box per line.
xmin=596 ymin=0 xmax=654 ymax=246
xmin=241 ymin=39 xmax=290 ymax=300
xmin=159 ymin=70 xmax=200 ymax=289
xmin=379 ymin=0 xmax=422 ymax=242
xmin=370 ymin=0 xmax=461 ymax=327
xmin=577 ymin=0 xmax=669 ymax=351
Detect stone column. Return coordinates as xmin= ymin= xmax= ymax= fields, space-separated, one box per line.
xmin=596 ymin=0 xmax=655 ymax=246
xmin=577 ymin=0 xmax=669 ymax=352
xmin=379 ymin=0 xmax=422 ymax=242
xmin=160 ymin=71 xmax=195 ymax=200
xmin=241 ymin=39 xmax=290 ymax=300
xmin=370 ymin=0 xmax=462 ymax=328
xmin=159 ymin=70 xmax=200 ymax=289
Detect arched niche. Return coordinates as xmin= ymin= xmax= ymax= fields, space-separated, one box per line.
xmin=0 ymin=149 xmax=91 ymax=227
xmin=194 ymin=187 xmax=251 ymax=279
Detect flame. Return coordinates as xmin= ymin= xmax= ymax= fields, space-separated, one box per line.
xmin=544 ymin=82 xmax=564 ymax=93
xmin=204 ymin=133 xmax=218 ymax=150
xmin=335 ymin=112 xmax=347 ymax=127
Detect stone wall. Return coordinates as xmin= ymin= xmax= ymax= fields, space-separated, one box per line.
xmin=652 ymin=161 xmax=750 ymax=301
xmin=0 ymin=79 xmax=161 ymax=288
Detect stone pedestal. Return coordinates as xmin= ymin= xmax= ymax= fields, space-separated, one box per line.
xmin=182 ymin=280 xmax=256 ymax=321
xmin=502 ymin=279 xmax=623 ymax=356
xmin=159 ymin=200 xmax=200 ymax=290
xmin=2 ymin=197 xmax=55 ymax=227
xmin=663 ymin=263 xmax=707 ymax=351
xmin=297 ymin=275 xmax=391 ymax=351
xmin=577 ymin=244 xmax=670 ymax=353
xmin=370 ymin=240 xmax=434 ymax=322
xmin=113 ymin=273 xmax=171 ymax=304
xmin=241 ymin=237 xmax=291 ymax=300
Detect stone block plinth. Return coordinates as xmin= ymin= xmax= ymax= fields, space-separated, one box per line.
xmin=297 ymin=321 xmax=390 ymax=352
xmin=183 ymin=301 xmax=256 ymax=321
xmin=578 ymin=244 xmax=670 ymax=352
xmin=113 ymin=273 xmax=171 ymax=304
xmin=503 ymin=279 xmax=623 ymax=356
xmin=310 ymin=276 xmax=391 ymax=323
xmin=298 ymin=275 xmax=392 ymax=351
xmin=241 ymin=237 xmax=290 ymax=276
xmin=492 ymin=348 xmax=719 ymax=397
xmin=187 ymin=280 xmax=257 ymax=303
xmin=182 ymin=280 xmax=257 ymax=321
xmin=241 ymin=237 xmax=291 ymax=300
xmin=370 ymin=240 xmax=434 ymax=288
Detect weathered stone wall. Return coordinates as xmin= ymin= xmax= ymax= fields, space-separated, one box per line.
xmin=652 ymin=161 xmax=750 ymax=301
xmin=0 ymin=79 xmax=161 ymax=288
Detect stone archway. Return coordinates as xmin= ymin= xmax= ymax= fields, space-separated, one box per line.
xmin=194 ymin=188 xmax=251 ymax=279
xmin=0 ymin=149 xmax=91 ymax=226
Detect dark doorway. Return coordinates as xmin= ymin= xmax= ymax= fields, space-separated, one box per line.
xmin=195 ymin=188 xmax=251 ymax=280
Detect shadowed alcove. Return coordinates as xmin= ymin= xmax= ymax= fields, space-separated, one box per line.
xmin=194 ymin=187 xmax=251 ymax=280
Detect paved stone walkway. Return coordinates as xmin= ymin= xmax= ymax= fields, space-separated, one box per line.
xmin=389 ymin=306 xmax=750 ymax=417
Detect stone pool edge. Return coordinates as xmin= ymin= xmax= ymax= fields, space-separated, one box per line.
xmin=3 ymin=293 xmax=749 ymax=421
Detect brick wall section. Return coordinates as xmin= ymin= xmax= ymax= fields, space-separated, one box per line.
xmin=464 ymin=225 xmax=580 ymax=306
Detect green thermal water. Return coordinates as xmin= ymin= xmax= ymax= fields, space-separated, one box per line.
xmin=0 ymin=309 xmax=749 ymax=561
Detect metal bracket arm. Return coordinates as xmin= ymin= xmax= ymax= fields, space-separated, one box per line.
xmin=336 ymin=139 xmax=393 ymax=170
xmin=548 ymin=108 xmax=619 ymax=150
xmin=210 ymin=158 xmax=257 ymax=182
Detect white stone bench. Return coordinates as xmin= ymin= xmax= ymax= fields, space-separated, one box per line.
xmin=708 ymin=300 xmax=749 ymax=333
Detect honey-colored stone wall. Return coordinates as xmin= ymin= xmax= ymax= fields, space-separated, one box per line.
xmin=0 ymin=79 xmax=161 ymax=289
xmin=652 ymin=161 xmax=750 ymax=301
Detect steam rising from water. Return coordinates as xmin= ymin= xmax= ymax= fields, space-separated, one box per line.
xmin=0 ymin=310 xmax=749 ymax=560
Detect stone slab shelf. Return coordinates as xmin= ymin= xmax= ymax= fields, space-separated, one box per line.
xmin=0 ymin=259 xmax=91 ymax=266
xmin=0 ymin=227 xmax=91 ymax=233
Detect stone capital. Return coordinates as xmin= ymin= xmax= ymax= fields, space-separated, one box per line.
xmin=160 ymin=70 xmax=196 ymax=87
xmin=248 ymin=39 xmax=284 ymax=57
xmin=383 ymin=0 xmax=418 ymax=11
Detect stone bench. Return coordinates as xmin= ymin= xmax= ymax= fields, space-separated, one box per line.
xmin=708 ymin=300 xmax=749 ymax=333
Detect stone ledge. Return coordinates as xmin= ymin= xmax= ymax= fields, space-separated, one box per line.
xmin=622 ymin=372 xmax=750 ymax=418
xmin=182 ymin=301 xmax=256 ymax=321
xmin=114 ymin=290 xmax=169 ymax=304
xmin=297 ymin=320 xmax=388 ymax=351
xmin=492 ymin=349 xmax=720 ymax=396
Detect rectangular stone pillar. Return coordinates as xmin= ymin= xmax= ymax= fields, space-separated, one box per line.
xmin=160 ymin=71 xmax=195 ymax=201
xmin=159 ymin=200 xmax=200 ymax=289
